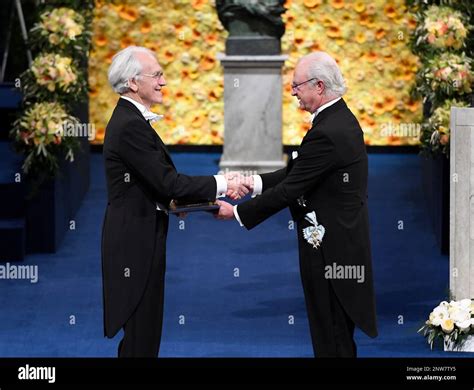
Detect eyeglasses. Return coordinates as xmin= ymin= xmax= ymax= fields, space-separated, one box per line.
xmin=291 ymin=78 xmax=318 ymax=91
xmin=139 ymin=71 xmax=164 ymax=80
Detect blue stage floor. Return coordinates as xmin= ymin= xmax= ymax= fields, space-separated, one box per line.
xmin=0 ymin=152 xmax=468 ymax=357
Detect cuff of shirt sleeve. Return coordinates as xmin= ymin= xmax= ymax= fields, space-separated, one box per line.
xmin=214 ymin=175 xmax=227 ymax=198
xmin=251 ymin=175 xmax=263 ymax=198
xmin=233 ymin=205 xmax=244 ymax=227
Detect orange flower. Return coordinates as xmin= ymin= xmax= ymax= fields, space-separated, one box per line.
xmin=199 ymin=54 xmax=216 ymax=71
xmin=160 ymin=87 xmax=170 ymax=100
xmin=365 ymin=51 xmax=378 ymax=62
xmin=175 ymin=90 xmax=186 ymax=100
xmin=89 ymin=87 xmax=98 ymax=98
xmin=145 ymin=43 xmax=158 ymax=53
xmin=208 ymin=90 xmax=219 ymax=102
xmin=391 ymin=112 xmax=403 ymax=121
xmin=330 ymin=0 xmax=344 ymax=9
xmin=284 ymin=12 xmax=295 ymax=26
xmin=326 ymin=25 xmax=341 ymax=38
xmin=120 ymin=36 xmax=133 ymax=49
xmin=375 ymin=28 xmax=386 ymax=40
xmin=191 ymin=114 xmax=206 ymax=128
xmin=384 ymin=96 xmax=396 ymax=112
xmin=387 ymin=135 xmax=401 ymax=144
xmin=191 ymin=0 xmax=207 ymax=10
xmin=95 ymin=34 xmax=107 ymax=47
xmin=205 ymin=33 xmax=218 ymax=45
xmin=365 ymin=116 xmax=376 ymax=127
xmin=163 ymin=113 xmax=174 ymax=126
xmin=303 ymin=0 xmax=322 ymax=8
xmin=374 ymin=99 xmax=385 ymax=115
xmin=141 ymin=20 xmax=152 ymax=34
xmin=402 ymin=68 xmax=414 ymax=81
xmin=118 ymin=6 xmax=138 ymax=22
xmin=162 ymin=49 xmax=175 ymax=64
xmin=359 ymin=13 xmax=370 ymax=26
xmin=406 ymin=99 xmax=419 ymax=113
xmin=407 ymin=17 xmax=417 ymax=30
xmin=96 ymin=127 xmax=105 ymax=140
xmin=192 ymin=29 xmax=201 ymax=39
xmin=300 ymin=122 xmax=312 ymax=132
xmin=384 ymin=4 xmax=397 ymax=19
xmin=105 ymin=51 xmax=115 ymax=64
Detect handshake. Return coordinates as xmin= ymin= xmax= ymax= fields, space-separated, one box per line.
xmin=223 ymin=171 xmax=254 ymax=200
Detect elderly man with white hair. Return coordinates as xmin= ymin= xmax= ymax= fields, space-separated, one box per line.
xmin=217 ymin=51 xmax=378 ymax=357
xmin=101 ymin=46 xmax=249 ymax=357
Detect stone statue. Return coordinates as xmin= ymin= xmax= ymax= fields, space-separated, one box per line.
xmin=216 ymin=0 xmax=286 ymax=39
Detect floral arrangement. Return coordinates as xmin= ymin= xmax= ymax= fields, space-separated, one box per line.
xmin=409 ymin=0 xmax=473 ymax=157
xmin=11 ymin=0 xmax=93 ymax=181
xmin=420 ymin=98 xmax=468 ymax=155
xmin=12 ymin=102 xmax=79 ymax=175
xmin=31 ymin=7 xmax=86 ymax=49
xmin=417 ymin=6 xmax=468 ymax=51
xmin=419 ymin=299 xmax=474 ymax=350
xmin=89 ymin=0 xmax=421 ymax=146
xmin=419 ymin=52 xmax=473 ymax=103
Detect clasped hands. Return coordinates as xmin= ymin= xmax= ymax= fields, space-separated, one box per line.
xmin=224 ymin=171 xmax=253 ymax=200
xmin=216 ymin=171 xmax=254 ymax=220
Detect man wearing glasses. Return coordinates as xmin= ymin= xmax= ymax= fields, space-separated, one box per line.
xmin=102 ymin=46 xmax=250 ymax=357
xmin=216 ymin=52 xmax=378 ymax=357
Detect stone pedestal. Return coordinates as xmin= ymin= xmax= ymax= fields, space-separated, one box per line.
xmin=218 ymin=54 xmax=287 ymax=174
xmin=445 ymin=335 xmax=474 ymax=352
xmin=449 ymin=107 xmax=474 ymax=299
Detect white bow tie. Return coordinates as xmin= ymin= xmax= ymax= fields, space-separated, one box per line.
xmin=144 ymin=111 xmax=163 ymax=123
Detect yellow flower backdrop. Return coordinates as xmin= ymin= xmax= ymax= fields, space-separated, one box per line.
xmin=89 ymin=0 xmax=421 ymax=145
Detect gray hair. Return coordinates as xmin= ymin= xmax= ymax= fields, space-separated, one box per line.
xmin=108 ymin=46 xmax=156 ymax=94
xmin=304 ymin=52 xmax=347 ymax=97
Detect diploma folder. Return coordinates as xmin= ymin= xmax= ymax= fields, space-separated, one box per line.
xmin=168 ymin=201 xmax=220 ymax=214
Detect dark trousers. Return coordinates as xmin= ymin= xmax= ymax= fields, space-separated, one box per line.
xmin=118 ymin=213 xmax=168 ymax=358
xmin=298 ymin=228 xmax=356 ymax=358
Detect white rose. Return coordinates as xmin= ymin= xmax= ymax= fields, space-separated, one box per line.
xmin=456 ymin=319 xmax=471 ymax=333
xmin=459 ymin=299 xmax=472 ymax=309
xmin=441 ymin=319 xmax=454 ymax=333
xmin=430 ymin=306 xmax=449 ymax=326
xmin=433 ymin=305 xmax=449 ymax=317
xmin=450 ymin=307 xmax=471 ymax=324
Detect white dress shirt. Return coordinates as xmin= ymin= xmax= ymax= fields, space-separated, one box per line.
xmin=119 ymin=96 xmax=228 ymax=211
xmin=233 ymin=97 xmax=342 ymax=226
